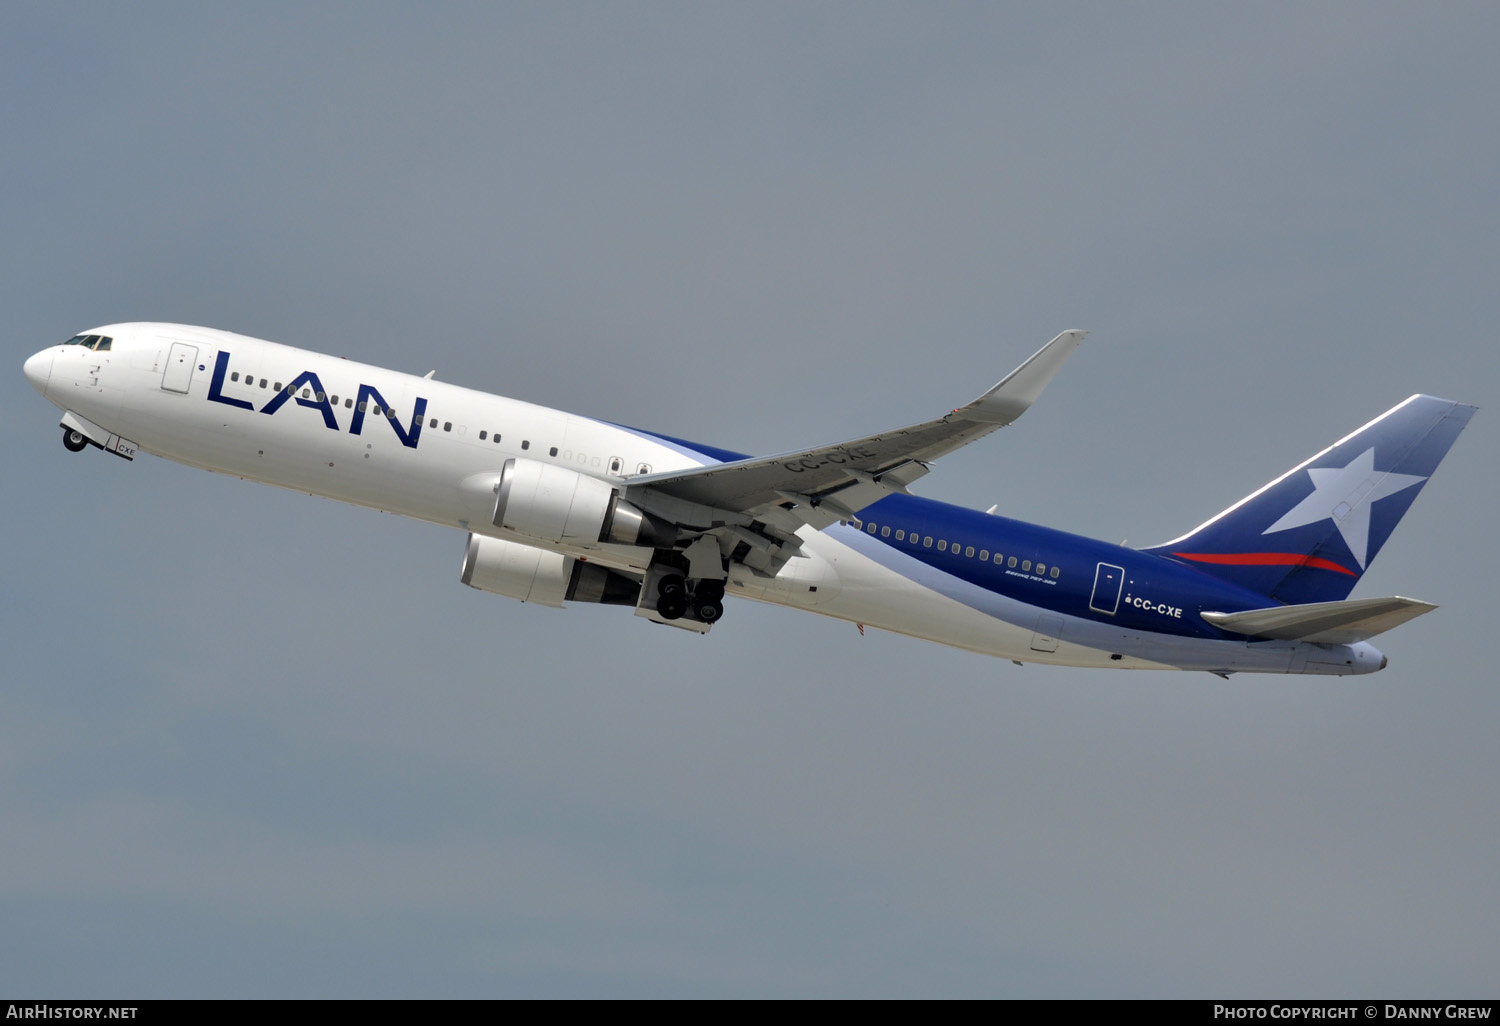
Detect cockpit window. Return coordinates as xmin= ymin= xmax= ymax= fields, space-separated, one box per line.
xmin=61 ymin=334 xmax=113 ymax=351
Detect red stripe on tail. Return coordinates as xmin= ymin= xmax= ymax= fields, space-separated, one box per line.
xmin=1171 ymin=551 xmax=1357 ymax=577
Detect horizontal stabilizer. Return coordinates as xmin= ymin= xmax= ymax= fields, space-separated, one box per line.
xmin=1202 ymin=596 xmax=1437 ymax=644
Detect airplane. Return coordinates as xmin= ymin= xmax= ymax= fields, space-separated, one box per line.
xmin=22 ymin=323 xmax=1475 ymax=675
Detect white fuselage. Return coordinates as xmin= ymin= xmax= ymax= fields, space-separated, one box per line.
xmin=23 ymin=323 xmax=1386 ymax=675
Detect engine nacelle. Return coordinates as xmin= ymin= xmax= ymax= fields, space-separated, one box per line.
xmin=491 ymin=457 xmax=675 ymax=548
xmin=460 ymin=534 xmax=641 ymax=608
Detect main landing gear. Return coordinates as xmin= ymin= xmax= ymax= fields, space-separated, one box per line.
xmin=654 ymin=573 xmax=725 ymax=624
xmin=62 ymin=427 xmax=89 ymax=452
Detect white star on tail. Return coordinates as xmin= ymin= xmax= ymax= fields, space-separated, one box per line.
xmin=1262 ymin=447 xmax=1426 ymax=568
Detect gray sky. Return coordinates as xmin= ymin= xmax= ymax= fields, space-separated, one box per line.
xmin=4 ymin=2 xmax=1496 ymax=997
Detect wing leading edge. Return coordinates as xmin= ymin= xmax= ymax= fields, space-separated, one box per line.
xmin=626 ymin=329 xmax=1087 ymax=526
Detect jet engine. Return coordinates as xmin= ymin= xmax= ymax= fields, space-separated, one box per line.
xmin=460 ymin=533 xmax=640 ymax=608
xmin=491 ymin=457 xmax=675 ymax=548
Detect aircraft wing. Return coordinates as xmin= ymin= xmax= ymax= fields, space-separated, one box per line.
xmin=625 ymin=330 xmax=1087 ymax=529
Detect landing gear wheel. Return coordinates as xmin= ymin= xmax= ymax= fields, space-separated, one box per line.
xmin=690 ymin=580 xmax=725 ymax=623
xmin=62 ymin=428 xmax=88 ymax=452
xmin=656 ymin=594 xmax=687 ymax=620
xmin=657 ymin=574 xmax=687 ymax=599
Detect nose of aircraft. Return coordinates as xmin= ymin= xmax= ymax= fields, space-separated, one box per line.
xmin=23 ymin=348 xmax=53 ymax=396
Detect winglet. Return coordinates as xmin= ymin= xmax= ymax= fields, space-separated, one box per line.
xmin=957 ymin=329 xmax=1088 ymax=425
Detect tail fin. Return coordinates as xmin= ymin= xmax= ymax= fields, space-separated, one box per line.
xmin=1145 ymin=395 xmax=1476 ymax=604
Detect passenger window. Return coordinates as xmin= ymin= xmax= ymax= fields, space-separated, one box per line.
xmin=521 ymin=440 xmax=530 ymax=450
xmin=429 ymin=418 xmax=438 ymax=428
xmin=867 ymin=523 xmax=877 ymax=534
xmin=330 ymin=395 xmax=338 ymax=405
xmin=1036 ymin=563 xmax=1046 ymax=575
xmin=444 ymin=422 xmax=452 ymax=432
xmin=1023 ymin=560 xmax=1032 ymax=572
xmin=895 ymin=530 xmax=905 ymax=541
xmin=965 ymin=546 xmax=975 ymax=557
xmin=260 ymin=379 xmax=268 ymax=388
xmin=881 ymin=526 xmax=890 ymax=538
xmin=275 ymin=382 xmax=283 ymax=391
xmin=231 ymin=372 xmax=240 ymax=382
xmin=302 ymin=388 xmax=311 ymax=398
xmin=994 ymin=552 xmax=1003 ymax=564
xmin=549 ymin=447 xmax=558 ymax=457
xmin=937 ymin=540 xmax=947 ymax=551
xmin=979 ymin=550 xmax=988 ymax=560
xmin=343 ymin=397 xmax=351 ymax=407
xmin=358 ymin=401 xmax=367 ymax=412
xmin=1008 ymin=556 xmax=1017 ymax=568
xmin=479 ymin=430 xmax=487 ymax=440
xmin=386 ymin=409 xmax=396 ymax=420
xmin=923 ymin=537 xmax=933 ymax=548
xmin=609 ymin=457 xmax=622 ymax=473
xmin=493 ymin=434 xmax=502 ymax=443
xmin=1050 ymin=566 xmax=1060 ymax=579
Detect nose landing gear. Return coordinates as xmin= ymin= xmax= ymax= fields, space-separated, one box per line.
xmin=55 ymin=417 xmax=136 ymax=460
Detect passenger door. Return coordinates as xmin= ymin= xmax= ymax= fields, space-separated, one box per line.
xmin=161 ymin=342 xmax=198 ymax=393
